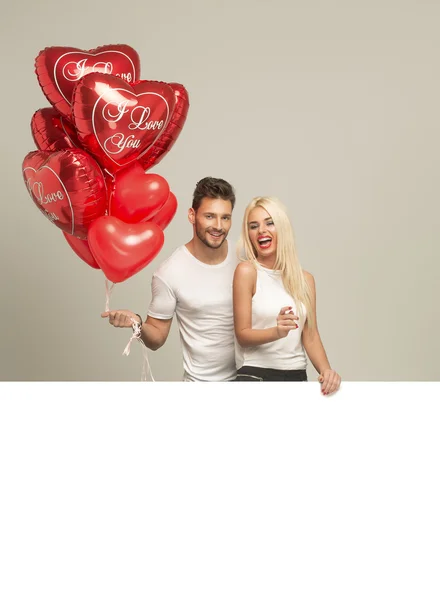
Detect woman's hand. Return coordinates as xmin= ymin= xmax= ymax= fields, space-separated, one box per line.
xmin=318 ymin=369 xmax=341 ymax=396
xmin=276 ymin=306 xmax=299 ymax=338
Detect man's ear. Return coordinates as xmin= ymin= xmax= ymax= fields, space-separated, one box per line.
xmin=188 ymin=207 xmax=196 ymax=224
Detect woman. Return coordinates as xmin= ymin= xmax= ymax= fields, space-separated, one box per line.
xmin=233 ymin=196 xmax=341 ymax=395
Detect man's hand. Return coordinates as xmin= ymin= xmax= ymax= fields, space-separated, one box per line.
xmin=101 ymin=310 xmax=141 ymax=328
xmin=276 ymin=306 xmax=299 ymax=338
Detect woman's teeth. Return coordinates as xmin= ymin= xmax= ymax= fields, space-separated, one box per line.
xmin=258 ymin=237 xmax=272 ymax=248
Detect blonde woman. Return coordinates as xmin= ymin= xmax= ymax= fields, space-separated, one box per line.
xmin=233 ymin=196 xmax=341 ymax=394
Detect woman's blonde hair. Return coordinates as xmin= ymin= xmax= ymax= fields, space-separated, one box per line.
xmin=237 ymin=196 xmax=315 ymax=329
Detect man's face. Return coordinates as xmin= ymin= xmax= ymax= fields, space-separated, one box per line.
xmin=191 ymin=197 xmax=233 ymax=249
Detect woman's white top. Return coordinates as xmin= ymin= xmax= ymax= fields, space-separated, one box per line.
xmin=235 ymin=264 xmax=307 ymax=371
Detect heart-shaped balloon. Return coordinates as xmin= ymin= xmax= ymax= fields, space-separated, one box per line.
xmin=147 ymin=192 xmax=178 ymax=230
xmin=138 ymin=83 xmax=189 ymax=172
xmin=35 ymin=44 xmax=140 ymax=121
xmin=73 ymin=73 xmax=176 ymax=174
xmin=22 ymin=149 xmax=107 ymax=239
xmin=88 ymin=216 xmax=164 ymax=283
xmin=31 ymin=107 xmax=81 ymax=152
xmin=63 ymin=232 xmax=100 ymax=269
xmin=110 ymin=162 xmax=169 ymax=223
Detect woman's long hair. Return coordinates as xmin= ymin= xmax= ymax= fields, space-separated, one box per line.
xmin=237 ymin=196 xmax=315 ymax=330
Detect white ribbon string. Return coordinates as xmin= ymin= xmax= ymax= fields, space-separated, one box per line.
xmin=140 ymin=343 xmax=155 ymax=382
xmin=122 ymin=318 xmax=142 ymax=356
xmin=103 ymin=278 xmax=154 ymax=382
xmin=105 ymin=278 xmax=116 ymax=312
xmin=122 ymin=317 xmax=155 ymax=382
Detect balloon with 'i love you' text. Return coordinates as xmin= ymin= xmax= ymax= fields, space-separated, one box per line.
xmin=72 ymin=73 xmax=176 ymax=175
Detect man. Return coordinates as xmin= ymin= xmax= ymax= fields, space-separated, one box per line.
xmin=101 ymin=177 xmax=237 ymax=381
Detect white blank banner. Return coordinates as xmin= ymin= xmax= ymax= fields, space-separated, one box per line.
xmin=0 ymin=382 xmax=439 ymax=600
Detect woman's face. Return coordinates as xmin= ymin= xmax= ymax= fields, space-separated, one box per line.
xmin=247 ymin=206 xmax=277 ymax=263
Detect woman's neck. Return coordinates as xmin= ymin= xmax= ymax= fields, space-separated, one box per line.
xmin=257 ymin=255 xmax=276 ymax=269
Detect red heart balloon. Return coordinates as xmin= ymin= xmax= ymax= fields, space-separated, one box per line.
xmin=73 ymin=73 xmax=176 ymax=174
xmin=88 ymin=216 xmax=164 ymax=283
xmin=35 ymin=44 xmax=140 ymax=121
xmin=138 ymin=83 xmax=190 ymax=172
xmin=22 ymin=149 xmax=107 ymax=239
xmin=63 ymin=232 xmax=100 ymax=269
xmin=147 ymin=192 xmax=178 ymax=230
xmin=110 ymin=162 xmax=170 ymax=223
xmin=31 ymin=107 xmax=81 ymax=152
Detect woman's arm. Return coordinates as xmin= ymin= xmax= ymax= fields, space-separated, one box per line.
xmin=302 ymin=271 xmax=341 ymax=395
xmin=233 ymin=262 xmax=298 ymax=347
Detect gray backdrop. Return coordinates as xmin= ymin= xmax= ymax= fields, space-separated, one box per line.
xmin=1 ymin=0 xmax=439 ymax=381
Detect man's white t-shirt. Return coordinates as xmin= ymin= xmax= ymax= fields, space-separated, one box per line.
xmin=147 ymin=243 xmax=237 ymax=381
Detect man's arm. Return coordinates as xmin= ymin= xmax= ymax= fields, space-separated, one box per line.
xmin=141 ymin=315 xmax=172 ymax=350
xmin=102 ymin=272 xmax=177 ymax=351
xmin=101 ymin=310 xmax=172 ymax=351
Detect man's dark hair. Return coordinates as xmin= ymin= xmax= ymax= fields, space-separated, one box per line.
xmin=192 ymin=177 xmax=236 ymax=211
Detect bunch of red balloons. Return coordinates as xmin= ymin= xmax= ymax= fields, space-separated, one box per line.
xmin=22 ymin=44 xmax=189 ymax=283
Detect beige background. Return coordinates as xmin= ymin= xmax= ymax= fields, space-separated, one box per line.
xmin=1 ymin=0 xmax=439 ymax=381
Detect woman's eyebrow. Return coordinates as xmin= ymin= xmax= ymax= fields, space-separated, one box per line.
xmin=248 ymin=217 xmax=272 ymax=225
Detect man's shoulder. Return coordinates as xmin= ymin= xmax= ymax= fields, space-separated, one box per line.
xmin=153 ymin=245 xmax=188 ymax=281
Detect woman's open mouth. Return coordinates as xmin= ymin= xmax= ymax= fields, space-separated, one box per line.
xmin=257 ymin=236 xmax=272 ymax=249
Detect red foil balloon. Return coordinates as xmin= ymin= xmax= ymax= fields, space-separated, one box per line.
xmin=139 ymin=83 xmax=189 ymax=172
xmin=72 ymin=73 xmax=176 ymax=175
xmin=147 ymin=192 xmax=178 ymax=230
xmin=35 ymin=44 xmax=140 ymax=121
xmin=63 ymin=232 xmax=100 ymax=269
xmin=31 ymin=107 xmax=81 ymax=152
xmin=110 ymin=162 xmax=170 ymax=223
xmin=88 ymin=216 xmax=164 ymax=283
xmin=22 ymin=149 xmax=107 ymax=239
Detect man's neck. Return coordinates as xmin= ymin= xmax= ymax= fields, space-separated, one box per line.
xmin=185 ymin=238 xmax=229 ymax=265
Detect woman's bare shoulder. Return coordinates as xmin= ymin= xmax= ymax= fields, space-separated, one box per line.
xmin=302 ymin=269 xmax=315 ymax=288
xmin=235 ymin=260 xmax=257 ymax=277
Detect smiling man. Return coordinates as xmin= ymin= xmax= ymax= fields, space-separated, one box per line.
xmin=102 ymin=177 xmax=237 ymax=381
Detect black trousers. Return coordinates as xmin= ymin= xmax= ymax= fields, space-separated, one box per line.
xmin=235 ymin=366 xmax=308 ymax=382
